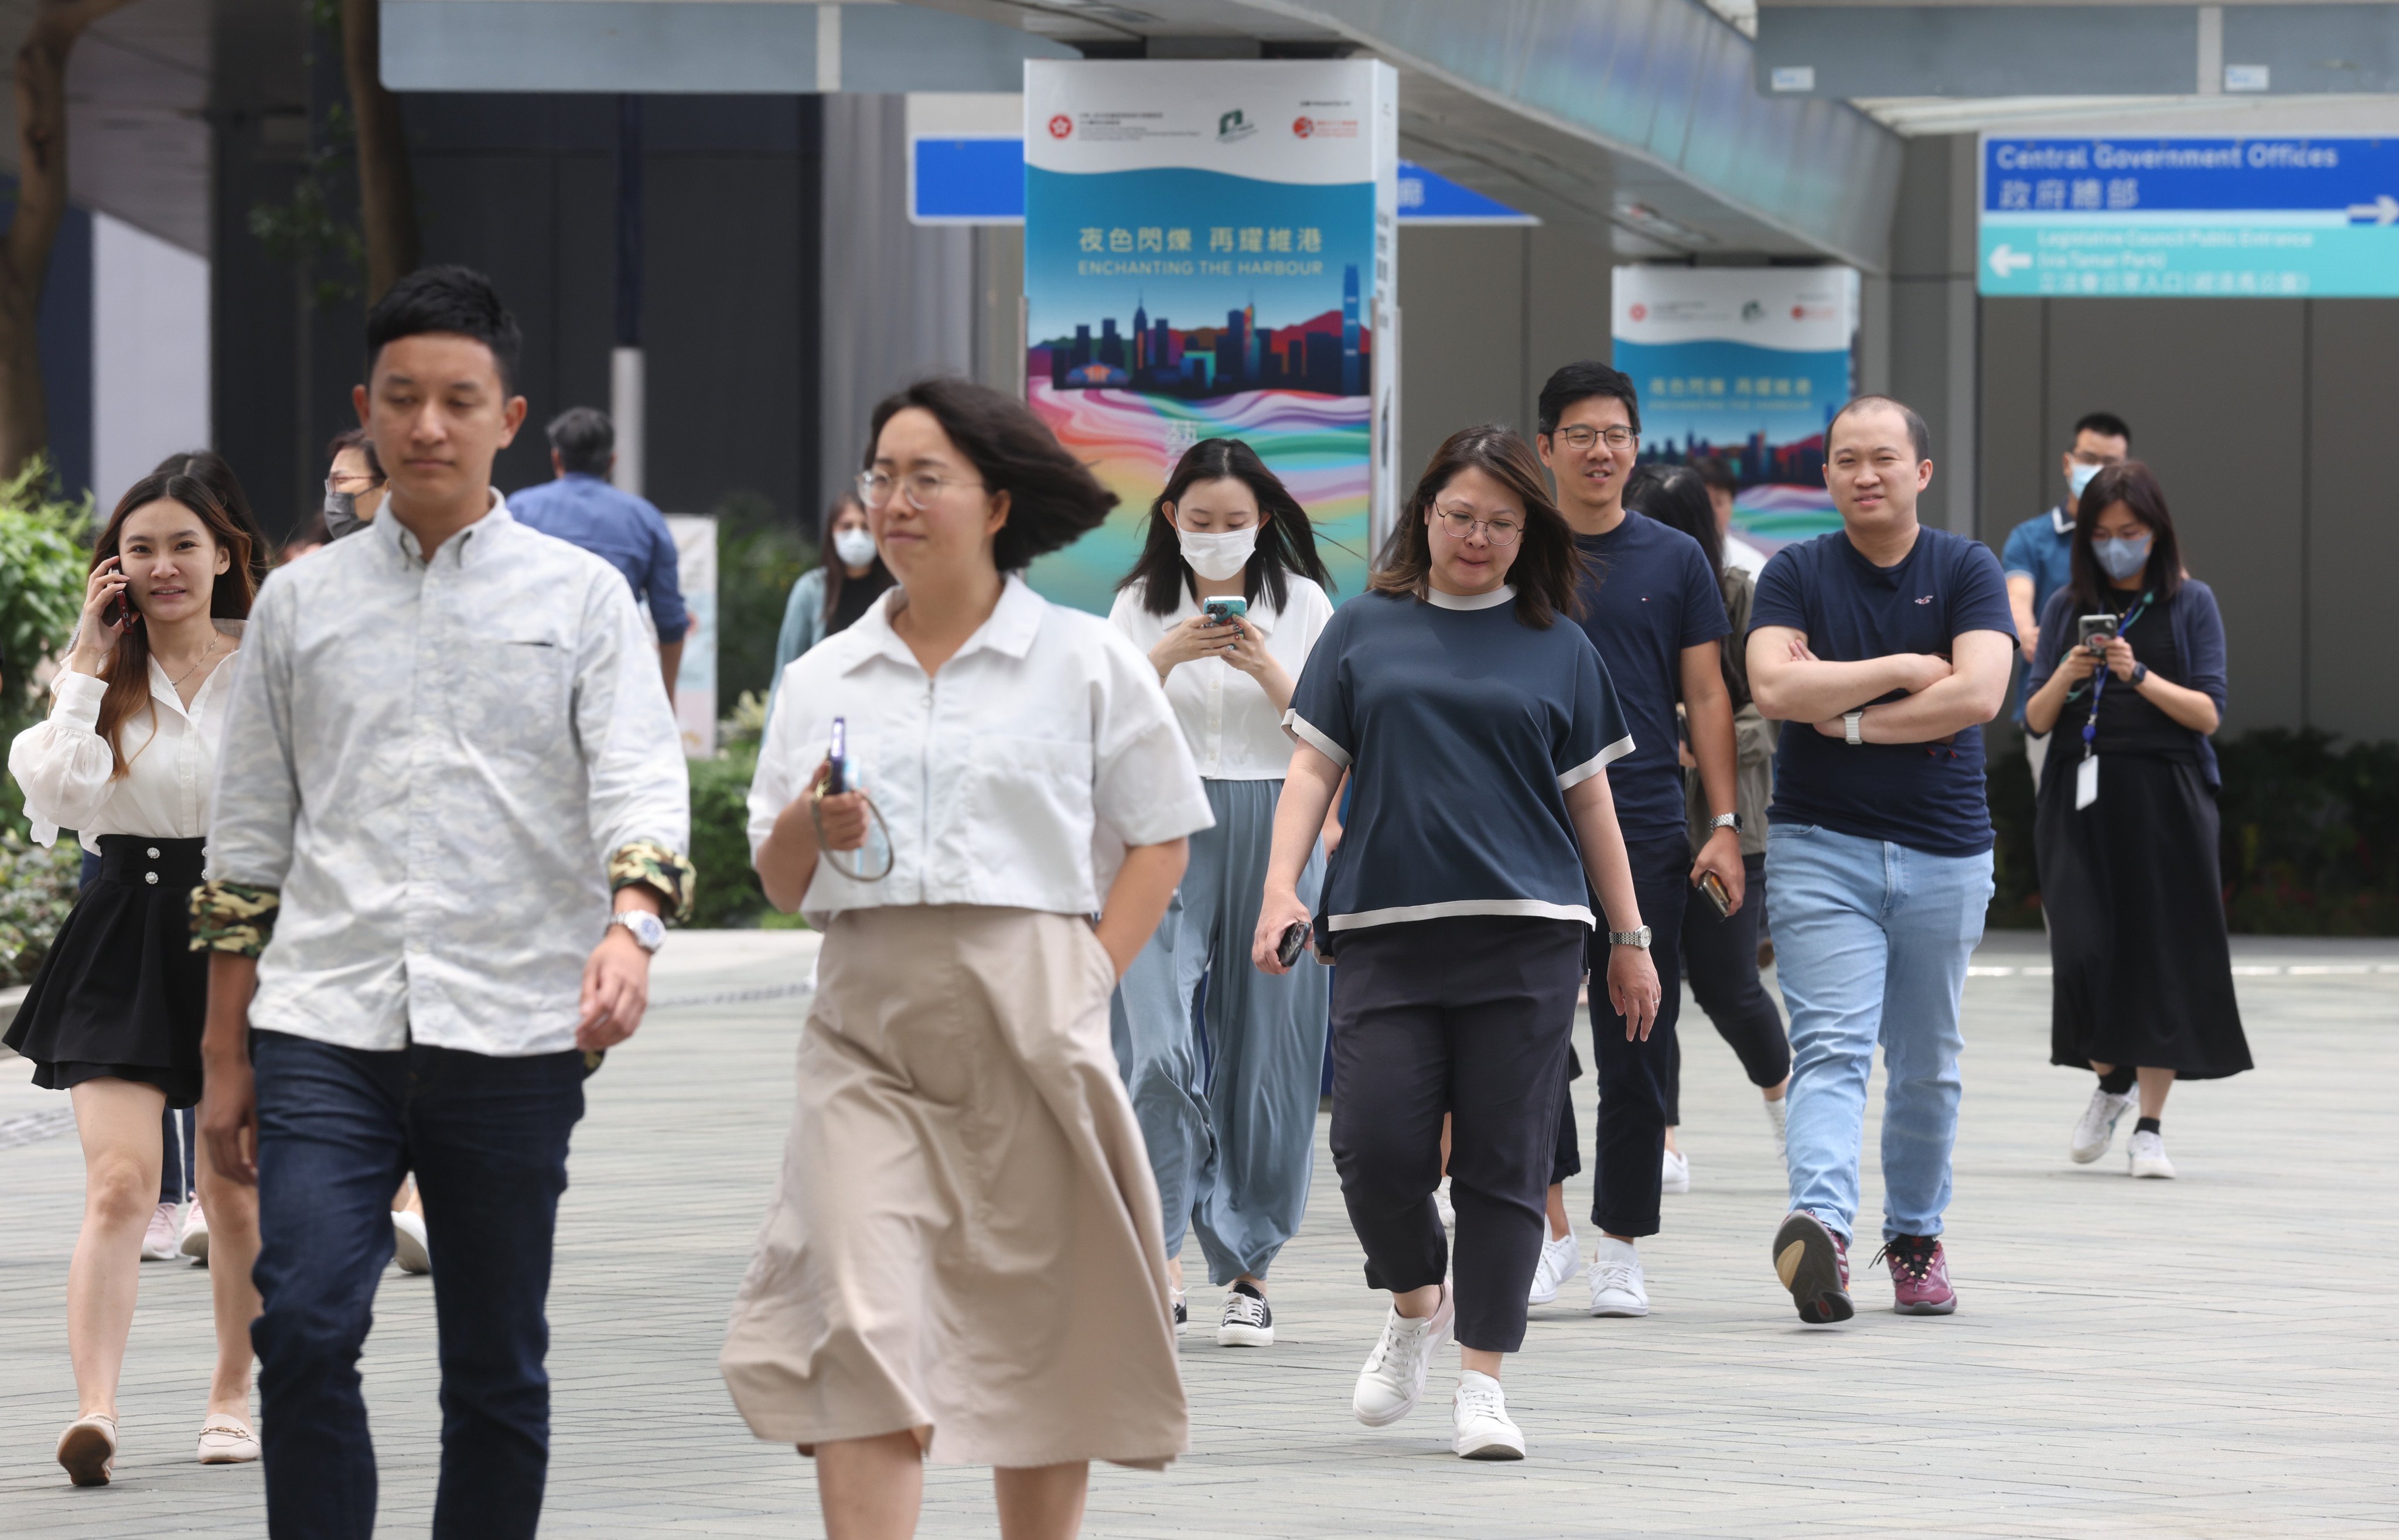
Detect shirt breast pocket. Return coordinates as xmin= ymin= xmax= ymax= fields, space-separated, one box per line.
xmin=462 ymin=637 xmax=572 ymax=757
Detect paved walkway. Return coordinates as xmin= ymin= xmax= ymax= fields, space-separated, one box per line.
xmin=4 ymin=930 xmax=2396 ymax=1538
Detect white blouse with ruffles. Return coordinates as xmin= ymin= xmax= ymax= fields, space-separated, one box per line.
xmin=8 ymin=636 xmax=244 ymax=853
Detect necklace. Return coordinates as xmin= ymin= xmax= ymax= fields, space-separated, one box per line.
xmin=165 ymin=631 xmax=223 ymax=690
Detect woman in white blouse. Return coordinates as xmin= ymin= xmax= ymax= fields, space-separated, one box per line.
xmin=1103 ymin=437 xmax=1335 ymax=1348
xmin=724 ymin=380 xmax=1214 ymax=1539
xmin=5 ymin=473 xmax=265 ymax=1483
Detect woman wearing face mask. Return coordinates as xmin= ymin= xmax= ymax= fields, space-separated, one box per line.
xmin=728 ymin=379 xmax=1211 ymax=1538
xmin=770 ymin=492 xmax=895 ymax=715
xmin=1253 ymin=425 xmax=1657 ymax=1462
xmin=5 ymin=474 xmax=265 ymax=1483
xmin=1104 ymin=436 xmax=1335 ymax=1346
xmin=2022 ymin=460 xmax=2247 ymax=1182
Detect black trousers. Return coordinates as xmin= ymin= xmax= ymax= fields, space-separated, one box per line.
xmin=1328 ymin=915 xmax=1585 ymax=1354
xmin=1552 ymin=835 xmax=1687 ymax=1239
xmin=1666 ymin=851 xmax=1790 ymax=1122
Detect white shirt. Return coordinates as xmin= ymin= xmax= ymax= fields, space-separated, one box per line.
xmin=9 ymin=635 xmax=245 ymax=852
xmin=1723 ymin=531 xmax=1769 ymax=579
xmin=1105 ymin=576 xmax=1333 ymax=780
xmin=750 ymin=576 xmax=1214 ymax=930
xmin=206 ymin=494 xmax=691 ymax=1058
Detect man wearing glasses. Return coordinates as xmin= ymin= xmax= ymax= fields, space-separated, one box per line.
xmin=1528 ymin=363 xmax=1743 ymax=1319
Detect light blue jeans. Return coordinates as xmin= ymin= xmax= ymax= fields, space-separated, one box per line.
xmin=1766 ymin=822 xmax=1992 ymax=1244
xmin=1110 ymin=779 xmax=1328 ymax=1285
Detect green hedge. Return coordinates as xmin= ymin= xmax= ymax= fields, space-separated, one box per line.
xmin=689 ymin=743 xmax=770 ymax=928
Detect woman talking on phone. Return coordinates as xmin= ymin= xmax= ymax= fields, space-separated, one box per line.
xmin=1253 ymin=425 xmax=1657 ymax=1462
xmin=5 ymin=473 xmax=264 ymax=1483
xmin=2022 ymin=460 xmax=2247 ymax=1181
xmin=726 ymin=379 xmax=1213 ymax=1540
xmin=1105 ymin=436 xmax=1335 ymax=1347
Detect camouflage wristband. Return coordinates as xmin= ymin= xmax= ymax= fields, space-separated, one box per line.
xmin=608 ymin=840 xmax=695 ymax=924
xmin=189 ymin=880 xmax=281 ymax=956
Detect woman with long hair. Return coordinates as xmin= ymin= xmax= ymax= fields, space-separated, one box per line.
xmin=1106 ymin=436 xmax=1335 ymax=1345
xmin=770 ymin=490 xmax=897 ymax=711
xmin=5 ymin=473 xmax=266 ymax=1483
xmin=726 ymin=379 xmax=1212 ymax=1538
xmin=2022 ymin=460 xmax=2247 ymax=1179
xmin=1253 ymin=425 xmax=1659 ymax=1462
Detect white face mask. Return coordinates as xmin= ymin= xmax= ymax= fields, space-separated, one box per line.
xmin=2067 ymin=460 xmax=2104 ymax=500
xmin=1177 ymin=524 xmax=1258 ymax=582
xmin=832 ymin=527 xmax=877 ymax=568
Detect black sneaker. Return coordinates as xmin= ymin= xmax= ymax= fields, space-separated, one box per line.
xmin=1171 ymin=1286 xmax=1187 ymax=1336
xmin=1772 ymin=1210 xmax=1854 ymax=1325
xmin=1218 ymin=1281 xmax=1274 ymax=1346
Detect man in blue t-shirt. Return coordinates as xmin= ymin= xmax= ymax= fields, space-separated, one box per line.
xmin=511 ymin=406 xmax=690 ymax=701
xmin=1997 ymin=411 xmax=2131 ymax=785
xmin=1531 ymin=363 xmax=1742 ymax=1319
xmin=1746 ymin=395 xmax=2015 ymax=1327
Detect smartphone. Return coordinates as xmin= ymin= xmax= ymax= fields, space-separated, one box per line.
xmin=824 ymin=716 xmax=849 ymax=796
xmin=1202 ymin=596 xmax=1248 ymax=627
xmin=2076 ymin=613 xmax=2118 ymax=650
xmin=1276 ymin=920 xmax=1310 ymax=968
xmin=1698 ymin=870 xmax=1732 ymax=918
xmin=99 ymin=561 xmax=134 ymax=630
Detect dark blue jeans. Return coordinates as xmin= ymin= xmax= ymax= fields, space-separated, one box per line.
xmin=250 ymin=1029 xmax=584 ymax=1540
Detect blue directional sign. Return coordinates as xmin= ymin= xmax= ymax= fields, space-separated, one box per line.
xmin=1978 ymin=136 xmax=2399 ymax=298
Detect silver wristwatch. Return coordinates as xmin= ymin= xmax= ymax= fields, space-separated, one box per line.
xmin=1709 ymin=812 xmax=1743 ymax=834
xmin=608 ymin=910 xmax=667 ymax=954
xmin=1843 ymin=709 xmax=1865 ymax=746
xmin=1608 ymin=926 xmax=1653 ymax=949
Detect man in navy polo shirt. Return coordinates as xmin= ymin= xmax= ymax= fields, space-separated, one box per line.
xmin=1746 ymin=395 xmax=2015 ymax=1326
xmin=1531 ymin=362 xmax=1745 ymax=1319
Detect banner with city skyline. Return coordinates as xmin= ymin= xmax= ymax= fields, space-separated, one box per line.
xmin=1022 ymin=60 xmax=1399 ymax=613
xmin=1612 ymin=266 xmax=1859 ymax=553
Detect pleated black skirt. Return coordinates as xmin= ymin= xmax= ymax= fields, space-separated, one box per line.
xmin=2 ymin=834 xmax=209 ymax=1107
xmin=2036 ymin=752 xmax=2252 ymax=1080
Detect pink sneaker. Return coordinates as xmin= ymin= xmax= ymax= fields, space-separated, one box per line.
xmin=1876 ymin=1234 xmax=1957 ymax=1316
xmin=1772 ymin=1211 xmax=1852 ymax=1324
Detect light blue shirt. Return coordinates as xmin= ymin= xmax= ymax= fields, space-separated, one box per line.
xmin=510 ymin=473 xmax=690 ymax=643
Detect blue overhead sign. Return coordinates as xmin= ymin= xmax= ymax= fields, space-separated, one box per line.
xmin=1978 ymin=136 xmax=2399 ymax=298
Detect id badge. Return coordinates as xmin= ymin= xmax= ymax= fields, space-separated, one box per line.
xmin=2074 ymin=753 xmax=2099 ymax=810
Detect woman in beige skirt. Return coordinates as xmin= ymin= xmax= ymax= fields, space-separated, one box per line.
xmin=732 ymin=378 xmax=1214 ymax=1539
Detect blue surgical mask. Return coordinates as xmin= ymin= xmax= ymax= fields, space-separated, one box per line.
xmin=2067 ymin=460 xmax=2104 ymax=500
xmin=2092 ymin=532 xmax=2151 ymax=581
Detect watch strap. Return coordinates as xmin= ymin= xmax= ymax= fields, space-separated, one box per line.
xmin=1607 ymin=926 xmax=1652 ymax=949
xmin=1843 ymin=710 xmax=1864 ymax=746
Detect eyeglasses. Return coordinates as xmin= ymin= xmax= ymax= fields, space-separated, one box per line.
xmin=857 ymin=469 xmax=984 ymax=512
xmin=325 ymin=473 xmax=381 ymax=494
xmin=1552 ymin=425 xmax=1635 ymax=451
xmin=1431 ymin=504 xmax=1523 ymax=546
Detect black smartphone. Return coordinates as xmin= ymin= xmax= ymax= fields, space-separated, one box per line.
xmin=824 ymin=716 xmax=849 ymax=796
xmin=1698 ymin=870 xmax=1732 ymax=918
xmin=1276 ymin=920 xmax=1309 ymax=968
xmin=2076 ymin=613 xmax=2118 ymax=650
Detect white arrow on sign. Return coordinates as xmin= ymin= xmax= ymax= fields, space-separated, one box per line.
xmin=2345 ymin=194 xmax=2399 ymax=224
xmin=1989 ymin=244 xmax=2033 ymax=278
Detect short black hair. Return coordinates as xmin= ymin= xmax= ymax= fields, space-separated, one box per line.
xmin=546 ymin=407 xmax=615 ymax=475
xmin=1829 ymin=394 xmax=1933 ymax=462
xmin=2072 ymin=411 xmax=2132 ymax=449
xmin=865 ymin=378 xmax=1115 ymax=572
xmin=1537 ymin=360 xmax=1642 ymax=438
xmin=1692 ymin=456 xmax=1737 ymax=494
xmin=364 ymin=265 xmax=523 ymax=394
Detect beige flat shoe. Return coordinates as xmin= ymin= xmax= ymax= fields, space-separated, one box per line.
xmin=197 ymin=1412 xmax=260 ymax=1464
xmin=57 ymin=1413 xmax=117 ymax=1486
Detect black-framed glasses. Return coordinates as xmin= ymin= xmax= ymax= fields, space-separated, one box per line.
xmin=1431 ymin=504 xmax=1523 ymax=546
xmin=1553 ymin=424 xmax=1635 ymax=450
xmin=857 ymin=469 xmax=985 ymax=512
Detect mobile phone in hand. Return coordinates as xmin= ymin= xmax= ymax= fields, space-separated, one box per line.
xmin=1276 ymin=920 xmax=1309 ymax=968
xmin=1203 ymin=596 xmax=1248 ymax=628
xmin=824 ymin=716 xmax=849 ymax=796
xmin=2076 ymin=613 xmax=2118 ymax=651
xmin=1698 ymin=870 xmax=1732 ymax=918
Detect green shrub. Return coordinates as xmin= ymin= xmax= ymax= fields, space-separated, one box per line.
xmin=0 ymin=456 xmax=95 ymax=836
xmin=688 ymin=742 xmax=771 ymax=928
xmin=0 ymin=827 xmax=83 ymax=984
xmin=714 ymin=491 xmax=813 ymax=708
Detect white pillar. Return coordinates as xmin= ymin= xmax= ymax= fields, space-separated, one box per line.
xmin=610 ymin=345 xmax=645 ymax=497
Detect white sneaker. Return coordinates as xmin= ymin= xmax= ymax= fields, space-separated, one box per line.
xmin=2128 ymin=1129 xmax=2178 ymax=1179
xmin=1660 ymin=1148 xmax=1690 ymax=1194
xmin=391 ymin=1210 xmax=431 ymax=1275
xmin=1451 ymin=1370 xmax=1525 ymax=1460
xmin=2070 ymin=1087 xmax=2138 ymax=1164
xmin=1433 ymin=1177 xmax=1454 ymax=1230
xmin=1527 ymin=1226 xmax=1581 ymax=1305
xmin=143 ymin=1201 xmax=183 ymax=1261
xmin=1586 ymin=1237 xmax=1649 ymax=1317
xmin=1352 ymin=1286 xmax=1453 ymax=1427
xmin=1765 ymin=1095 xmax=1789 ymax=1156
xmin=1217 ymin=1284 xmax=1274 ymax=1347
xmin=179 ymin=1197 xmax=211 ymax=1262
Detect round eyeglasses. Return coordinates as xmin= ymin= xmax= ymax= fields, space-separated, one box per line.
xmin=1432 ymin=506 xmax=1523 ymax=546
xmin=857 ymin=469 xmax=984 ymax=513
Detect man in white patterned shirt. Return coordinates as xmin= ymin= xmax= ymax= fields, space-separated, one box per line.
xmin=194 ymin=267 xmax=693 ymax=1539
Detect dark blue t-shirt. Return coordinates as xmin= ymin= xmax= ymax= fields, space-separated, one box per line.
xmin=1571 ymin=514 xmax=1729 ymax=842
xmin=1288 ymin=588 xmax=1632 ymax=932
xmin=1749 ymin=527 xmax=2017 ymax=857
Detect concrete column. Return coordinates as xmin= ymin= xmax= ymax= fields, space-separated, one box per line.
xmin=1885 ymin=133 xmax=1981 ymax=539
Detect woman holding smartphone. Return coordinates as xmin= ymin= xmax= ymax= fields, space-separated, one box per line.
xmin=727 ymin=379 xmax=1213 ymax=1539
xmin=1105 ymin=436 xmax=1335 ymax=1347
xmin=2023 ymin=460 xmax=2246 ymax=1181
xmin=1253 ymin=425 xmax=1658 ymax=1462
xmin=5 ymin=473 xmax=264 ymax=1483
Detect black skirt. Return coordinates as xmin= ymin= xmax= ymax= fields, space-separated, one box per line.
xmin=2036 ymin=752 xmax=2252 ymax=1080
xmin=2 ymin=835 xmax=210 ymax=1108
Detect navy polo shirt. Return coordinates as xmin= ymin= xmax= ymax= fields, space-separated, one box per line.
xmin=1570 ymin=514 xmax=1729 ymax=843
xmin=1749 ymin=527 xmax=2017 ymax=857
xmin=1286 ymin=587 xmax=1632 ymax=932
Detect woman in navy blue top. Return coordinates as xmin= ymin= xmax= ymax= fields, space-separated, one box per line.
xmin=1251 ymin=425 xmax=1657 ymax=1462
xmin=2022 ymin=461 xmax=2248 ymax=1182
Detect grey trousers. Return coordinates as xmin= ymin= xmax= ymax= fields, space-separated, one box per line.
xmin=1109 ymin=778 xmax=1329 ymax=1285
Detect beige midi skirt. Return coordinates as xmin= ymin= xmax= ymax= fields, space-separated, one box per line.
xmin=719 ymin=904 xmax=1188 ymax=1469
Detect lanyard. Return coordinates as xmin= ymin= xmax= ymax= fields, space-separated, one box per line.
xmin=2079 ymin=590 xmax=2153 ymax=752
